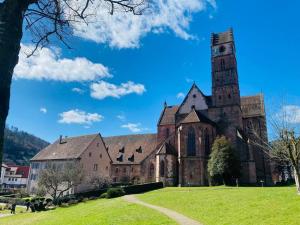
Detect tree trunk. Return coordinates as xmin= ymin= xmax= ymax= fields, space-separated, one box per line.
xmin=293 ymin=167 xmax=300 ymax=195
xmin=0 ymin=0 xmax=29 ymax=174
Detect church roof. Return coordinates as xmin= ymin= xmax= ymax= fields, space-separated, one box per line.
xmin=180 ymin=109 xmax=216 ymax=126
xmin=31 ymin=134 xmax=99 ymax=161
xmin=241 ymin=94 xmax=265 ymax=118
xmin=158 ymin=105 xmax=179 ymax=125
xmin=103 ymin=134 xmax=157 ymax=165
xmin=156 ymin=142 xmax=177 ymax=156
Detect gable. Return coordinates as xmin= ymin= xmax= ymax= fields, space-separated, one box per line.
xmin=178 ymin=85 xmax=208 ymax=114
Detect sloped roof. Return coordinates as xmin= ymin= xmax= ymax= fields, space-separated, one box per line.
xmin=16 ymin=166 xmax=30 ymax=178
xmin=156 ymin=142 xmax=177 ymax=156
xmin=104 ymin=134 xmax=157 ymax=164
xmin=241 ymin=95 xmax=265 ymax=118
xmin=180 ymin=109 xmax=216 ymax=126
xmin=158 ymin=105 xmax=179 ymax=125
xmin=31 ymin=134 xmax=98 ymax=161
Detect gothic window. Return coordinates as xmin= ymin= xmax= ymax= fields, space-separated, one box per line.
xmin=160 ymin=161 xmax=165 ymax=177
xmin=149 ymin=163 xmax=155 ymax=178
xmin=204 ymin=128 xmax=210 ymax=156
xmin=187 ymin=127 xmax=196 ymax=156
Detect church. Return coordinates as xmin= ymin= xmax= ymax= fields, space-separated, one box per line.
xmin=29 ymin=29 xmax=273 ymax=192
xmin=108 ymin=28 xmax=272 ymax=186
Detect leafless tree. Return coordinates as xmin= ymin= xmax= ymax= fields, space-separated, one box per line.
xmin=38 ymin=161 xmax=84 ymax=201
xmin=0 ymin=0 xmax=146 ymax=175
xmin=88 ymin=175 xmax=112 ymax=190
xmin=249 ymin=102 xmax=300 ymax=194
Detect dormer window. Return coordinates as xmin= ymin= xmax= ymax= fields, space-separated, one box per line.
xmin=128 ymin=154 xmax=135 ymax=162
xmin=119 ymin=147 xmax=125 ymax=153
xmin=136 ymin=146 xmax=142 ymax=153
xmin=117 ymin=154 xmax=123 ymax=162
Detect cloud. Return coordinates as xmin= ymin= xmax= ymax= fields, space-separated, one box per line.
xmin=117 ymin=114 xmax=126 ymax=121
xmin=69 ymin=0 xmax=216 ymax=48
xmin=90 ymin=81 xmax=146 ymax=100
xmin=58 ymin=109 xmax=103 ymax=125
xmin=72 ymin=87 xmax=85 ymax=94
xmin=278 ymin=105 xmax=300 ymax=124
xmin=40 ymin=107 xmax=47 ymax=114
xmin=121 ymin=123 xmax=143 ymax=133
xmin=177 ymin=92 xmax=185 ymax=99
xmin=14 ymin=44 xmax=111 ymax=82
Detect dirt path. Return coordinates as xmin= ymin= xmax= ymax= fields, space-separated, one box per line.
xmin=122 ymin=195 xmax=203 ymax=225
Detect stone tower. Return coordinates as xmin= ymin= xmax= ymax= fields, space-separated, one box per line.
xmin=211 ymin=29 xmax=243 ymax=141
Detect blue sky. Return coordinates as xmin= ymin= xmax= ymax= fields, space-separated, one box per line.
xmin=7 ymin=0 xmax=300 ymax=142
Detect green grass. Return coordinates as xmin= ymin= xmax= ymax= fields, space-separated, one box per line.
xmin=138 ymin=186 xmax=300 ymax=225
xmin=0 ymin=198 xmax=177 ymax=225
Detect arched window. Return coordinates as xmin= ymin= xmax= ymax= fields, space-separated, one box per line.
xmin=160 ymin=161 xmax=165 ymax=177
xmin=149 ymin=163 xmax=155 ymax=178
xmin=205 ymin=128 xmax=210 ymax=156
xmin=187 ymin=127 xmax=196 ymax=156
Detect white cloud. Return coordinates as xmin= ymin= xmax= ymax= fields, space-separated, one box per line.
xmin=121 ymin=123 xmax=143 ymax=133
xmin=40 ymin=107 xmax=47 ymax=114
xmin=58 ymin=109 xmax=103 ymax=125
xmin=278 ymin=105 xmax=300 ymax=124
xmin=90 ymin=81 xmax=146 ymax=100
xmin=69 ymin=0 xmax=216 ymax=48
xmin=177 ymin=92 xmax=185 ymax=99
xmin=117 ymin=114 xmax=126 ymax=121
xmin=72 ymin=87 xmax=85 ymax=94
xmin=14 ymin=44 xmax=111 ymax=82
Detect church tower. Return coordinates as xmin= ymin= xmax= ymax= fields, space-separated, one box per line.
xmin=211 ymin=29 xmax=241 ymax=107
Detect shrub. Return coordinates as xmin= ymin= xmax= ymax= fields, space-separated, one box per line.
xmin=106 ymin=188 xmax=125 ymax=199
xmin=100 ymin=193 xmax=107 ymax=199
xmin=123 ymin=182 xmax=163 ymax=195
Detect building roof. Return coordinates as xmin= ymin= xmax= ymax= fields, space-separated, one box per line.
xmin=158 ymin=105 xmax=179 ymax=126
xmin=15 ymin=166 xmax=30 ymax=178
xmin=104 ymin=134 xmax=157 ymax=165
xmin=241 ymin=94 xmax=265 ymax=118
xmin=156 ymin=142 xmax=177 ymax=156
xmin=180 ymin=109 xmax=216 ymax=126
xmin=31 ymin=134 xmax=99 ymax=161
xmin=211 ymin=29 xmax=234 ymax=46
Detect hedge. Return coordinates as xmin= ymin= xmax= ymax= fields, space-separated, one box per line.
xmin=123 ymin=182 xmax=163 ymax=195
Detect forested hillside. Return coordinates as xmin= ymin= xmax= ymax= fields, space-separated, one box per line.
xmin=3 ymin=126 xmax=49 ymax=165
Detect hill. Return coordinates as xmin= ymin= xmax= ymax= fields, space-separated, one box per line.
xmin=3 ymin=126 xmax=49 ymax=165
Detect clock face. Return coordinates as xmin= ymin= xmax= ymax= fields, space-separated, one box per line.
xmin=212 ymin=44 xmax=232 ymax=57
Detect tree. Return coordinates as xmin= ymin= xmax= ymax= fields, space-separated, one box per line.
xmin=208 ymin=136 xmax=241 ymax=186
xmin=38 ymin=161 xmax=84 ymax=202
xmin=249 ymin=103 xmax=300 ymax=194
xmin=0 ymin=0 xmax=145 ymax=175
xmin=88 ymin=175 xmax=112 ymax=190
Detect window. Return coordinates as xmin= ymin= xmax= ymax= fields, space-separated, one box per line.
xmin=149 ymin=163 xmax=155 ymax=178
xmin=187 ymin=127 xmax=196 ymax=156
xmin=123 ymin=168 xmax=127 ymax=173
xmin=100 ymin=154 xmax=102 ymax=158
xmin=160 ymin=161 xmax=165 ymax=177
xmin=106 ymin=166 xmax=108 ymax=170
xmin=191 ymin=105 xmax=195 ymax=110
xmin=193 ymin=94 xmax=197 ymax=98
xmin=218 ymin=95 xmax=222 ymax=100
xmin=89 ymin=152 xmax=92 ymax=157
xmin=93 ymin=164 xmax=98 ymax=171
xmin=220 ymin=59 xmax=225 ymax=70
xmin=228 ymin=94 xmax=231 ymax=99
xmin=115 ymin=168 xmax=119 ymax=174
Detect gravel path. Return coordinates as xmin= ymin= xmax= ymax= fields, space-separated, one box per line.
xmin=122 ymin=195 xmax=203 ymax=225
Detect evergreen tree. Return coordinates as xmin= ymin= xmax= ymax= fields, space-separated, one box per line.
xmin=208 ymin=136 xmax=240 ymax=185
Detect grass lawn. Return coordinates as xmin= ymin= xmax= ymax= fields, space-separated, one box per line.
xmin=0 ymin=198 xmax=177 ymax=225
xmin=138 ymin=186 xmax=300 ymax=225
